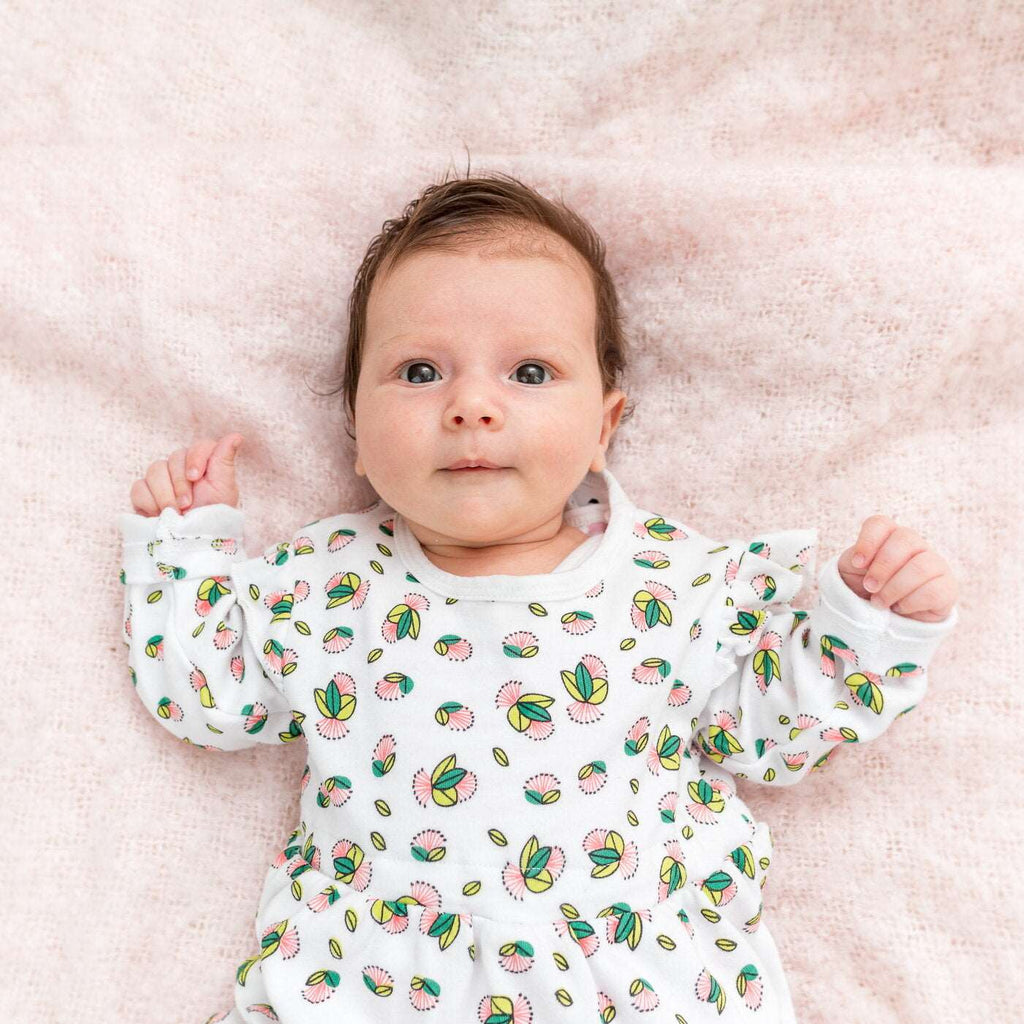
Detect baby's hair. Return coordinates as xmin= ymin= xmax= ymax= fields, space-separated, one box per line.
xmin=311 ymin=161 xmax=636 ymax=444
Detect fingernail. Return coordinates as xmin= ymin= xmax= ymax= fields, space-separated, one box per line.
xmin=852 ymin=554 xmax=866 ymax=568
xmin=870 ymin=595 xmax=887 ymax=609
xmin=179 ymin=495 xmax=191 ymax=508
xmin=863 ymin=576 xmax=879 ymax=591
xmin=187 ymin=468 xmax=199 ymax=480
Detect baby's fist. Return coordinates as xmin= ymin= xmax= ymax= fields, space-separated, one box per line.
xmin=129 ymin=434 xmax=244 ymax=516
xmin=837 ymin=514 xmax=957 ymax=623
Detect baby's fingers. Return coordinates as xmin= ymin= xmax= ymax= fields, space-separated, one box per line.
xmin=185 ymin=437 xmax=219 ymax=485
xmin=868 ymin=549 xmax=947 ymax=610
xmin=167 ymin=448 xmax=193 ymax=509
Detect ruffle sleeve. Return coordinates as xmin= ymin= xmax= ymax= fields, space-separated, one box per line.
xmin=696 ymin=526 xmax=958 ymax=786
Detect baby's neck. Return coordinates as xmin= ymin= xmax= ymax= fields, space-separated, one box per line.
xmin=420 ymin=522 xmax=590 ymax=577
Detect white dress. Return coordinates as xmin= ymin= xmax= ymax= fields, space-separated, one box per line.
xmin=116 ymin=468 xmax=958 ymax=1023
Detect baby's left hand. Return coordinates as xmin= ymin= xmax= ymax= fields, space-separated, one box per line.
xmin=838 ymin=515 xmax=958 ymax=623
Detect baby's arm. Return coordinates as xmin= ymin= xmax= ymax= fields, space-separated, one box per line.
xmin=117 ymin=502 xmax=301 ymax=753
xmin=693 ymin=528 xmax=959 ymax=785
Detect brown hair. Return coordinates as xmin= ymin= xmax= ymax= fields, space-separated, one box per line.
xmin=310 ymin=166 xmax=636 ymax=444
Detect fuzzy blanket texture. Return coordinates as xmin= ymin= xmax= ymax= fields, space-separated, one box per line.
xmin=2 ymin=2 xmax=1021 ymax=1022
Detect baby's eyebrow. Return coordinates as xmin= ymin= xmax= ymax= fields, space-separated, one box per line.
xmin=378 ymin=332 xmax=575 ymax=358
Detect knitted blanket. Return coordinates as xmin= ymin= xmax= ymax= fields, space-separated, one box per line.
xmin=2 ymin=2 xmax=1019 ymax=1021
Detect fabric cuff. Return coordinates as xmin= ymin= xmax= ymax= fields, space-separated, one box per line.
xmin=117 ymin=503 xmax=247 ymax=584
xmin=815 ymin=552 xmax=959 ymax=665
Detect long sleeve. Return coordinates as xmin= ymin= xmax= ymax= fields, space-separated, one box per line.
xmin=117 ymin=502 xmax=303 ymax=752
xmin=693 ymin=528 xmax=959 ymax=785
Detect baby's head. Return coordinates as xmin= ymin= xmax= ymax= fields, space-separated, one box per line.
xmin=331 ymin=171 xmax=634 ymax=561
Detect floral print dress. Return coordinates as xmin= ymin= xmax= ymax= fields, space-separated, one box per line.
xmin=116 ymin=468 xmax=958 ymax=1023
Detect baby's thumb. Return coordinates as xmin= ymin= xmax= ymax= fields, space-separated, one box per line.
xmin=211 ymin=433 xmax=244 ymax=476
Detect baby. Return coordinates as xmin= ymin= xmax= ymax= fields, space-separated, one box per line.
xmin=118 ymin=172 xmax=959 ymax=1024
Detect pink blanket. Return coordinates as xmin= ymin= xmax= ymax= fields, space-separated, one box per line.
xmin=2 ymin=2 xmax=1019 ymax=1022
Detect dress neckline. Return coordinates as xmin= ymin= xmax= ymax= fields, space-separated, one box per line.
xmin=388 ymin=467 xmax=632 ymax=601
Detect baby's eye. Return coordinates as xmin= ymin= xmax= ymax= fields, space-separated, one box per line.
xmin=398 ymin=361 xmax=553 ymax=385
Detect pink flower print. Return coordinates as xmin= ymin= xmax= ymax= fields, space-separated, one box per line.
xmin=819 ymin=634 xmax=859 ymax=678
xmin=316 ymin=774 xmax=353 ymax=809
xmin=675 ymin=903 xmax=695 ymax=940
xmin=213 ymin=620 xmax=238 ymax=651
xmin=259 ymin=917 xmax=301 ymax=961
xmin=143 ymin=633 xmax=165 ymax=660
xmin=597 ymin=992 xmax=616 ymax=1017
xmin=370 ymin=894 xmax=412 ymax=935
xmin=407 ymin=879 xmax=442 ymax=911
xmin=412 ymin=754 xmax=478 ymax=808
xmin=262 ymin=639 xmax=298 ymax=678
xmin=623 ymin=715 xmax=650 ymax=757
xmin=633 ymin=548 xmax=671 ymax=570
xmin=583 ymin=579 xmax=605 ymax=597
xmin=375 ymin=671 xmax=415 ymax=701
xmin=435 ymin=701 xmax=475 ymax=730
xmin=324 ymin=569 xmax=370 ymax=611
xmin=188 ymin=665 xmax=216 ymax=708
xmin=695 ymin=967 xmax=726 ymax=1011
xmin=701 ymin=868 xmax=738 ymax=907
xmin=409 ymin=975 xmax=442 ymax=1011
xmin=503 ymin=835 xmax=565 ymax=899
xmin=657 ymin=840 xmax=687 ymax=899
xmin=263 ymin=588 xmax=295 ymax=623
xmin=560 ymin=608 xmax=596 ymax=636
xmin=633 ymin=516 xmax=688 ymax=542
xmin=631 ymin=657 xmax=670 ymax=686
xmin=697 ymin=709 xmax=744 ymax=764
xmin=554 ymin=915 xmax=600 ymax=957
xmin=747 ymin=571 xmax=781 ymax=602
xmin=410 ymin=828 xmax=447 ymax=863
xmin=305 ymin=883 xmax=342 ymax=915
xmin=242 ymin=1007 xmax=277 ymax=1020
xmin=302 ymin=967 xmax=342 ymax=1004
xmin=628 ymin=977 xmax=660 ymax=1012
xmin=781 ymin=750 xmax=809 ymax=773
xmin=240 ymin=702 xmax=271 ymax=736
xmin=322 ymin=622 xmax=355 ymax=654
xmin=495 ymin=681 xmax=556 ymax=740
xmin=418 ymin=907 xmax=467 ymax=951
xmin=155 ymin=696 xmax=183 ymax=722
xmin=502 ymin=630 xmax=539 ymax=658
xmin=477 ymin=994 xmax=532 ymax=1023
xmin=658 ymin=789 xmax=678 ymax=824
xmin=326 ymin=526 xmax=357 ymax=552
xmin=497 ymin=939 xmax=536 ymax=974
xmin=434 ymin=634 xmax=473 ymax=661
xmin=630 ymin=580 xmax=676 ymax=632
xmin=688 ymin=617 xmax=703 ymax=641
xmin=523 ymin=772 xmax=561 ymax=805
xmin=358 ymin=964 xmax=393 ymax=999
xmin=290 ymin=534 xmax=314 ymax=555
xmin=313 ymin=672 xmax=357 ymax=740
xmin=195 ymin=576 xmax=231 ymax=617
xmin=737 ymin=964 xmax=764 ymax=1010
xmin=844 ymin=668 xmax=887 ymax=714
xmin=666 ymin=678 xmax=692 ymax=708
xmin=561 ymin=654 xmax=609 ymax=724
xmin=752 ymin=629 xmax=784 ymax=694
xmin=684 ymin=776 xmax=728 ymax=824
xmin=789 ymin=713 xmax=822 ymax=738
xmin=577 ymin=760 xmax=608 ymax=795
xmin=647 ymin=723 xmax=683 ymax=774
xmin=367 ymin=734 xmax=397 ymax=780
xmin=583 ymin=828 xmax=638 ymax=880
xmin=381 ymin=593 xmax=430 ymax=644
xmin=602 ymin=904 xmax=650 ymax=949
xmin=212 ymin=537 xmax=239 ymax=556
xmin=330 ymin=838 xmax=373 ymax=890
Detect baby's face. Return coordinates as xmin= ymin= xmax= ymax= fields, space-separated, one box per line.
xmin=353 ymin=233 xmax=625 ymax=556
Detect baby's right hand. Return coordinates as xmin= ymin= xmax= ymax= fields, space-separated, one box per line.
xmin=128 ymin=434 xmax=245 ymax=516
